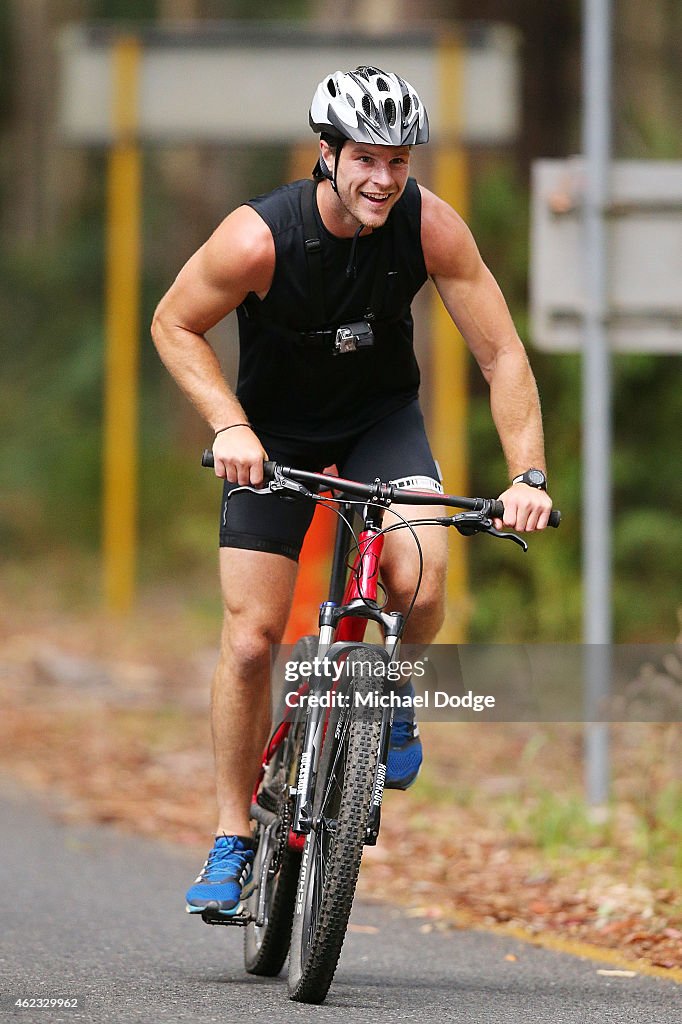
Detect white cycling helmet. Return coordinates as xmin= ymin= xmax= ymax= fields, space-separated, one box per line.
xmin=309 ymin=66 xmax=429 ymax=147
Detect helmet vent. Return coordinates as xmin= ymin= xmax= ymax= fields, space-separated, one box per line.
xmin=402 ymin=94 xmax=412 ymax=119
xmin=327 ymin=77 xmax=337 ymax=97
xmin=346 ymin=93 xmax=356 ymax=109
xmin=355 ymin=66 xmax=371 ymax=80
xmin=384 ymin=98 xmax=396 ymax=126
xmin=361 ymin=94 xmax=375 ymax=119
xmin=376 ymin=77 xmax=389 ymax=92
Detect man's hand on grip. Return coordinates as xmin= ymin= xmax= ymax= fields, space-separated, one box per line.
xmin=212 ymin=426 xmax=268 ymax=487
xmin=494 ymin=483 xmax=553 ymax=533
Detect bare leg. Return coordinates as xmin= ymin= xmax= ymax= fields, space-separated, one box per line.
xmin=211 ymin=547 xmax=298 ymax=836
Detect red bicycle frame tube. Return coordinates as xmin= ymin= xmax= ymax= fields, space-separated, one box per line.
xmin=335 ymin=527 xmax=385 ymax=642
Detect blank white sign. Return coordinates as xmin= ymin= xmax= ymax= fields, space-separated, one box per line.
xmin=531 ymin=159 xmax=682 ymax=353
xmin=57 ymin=23 xmax=518 ymax=145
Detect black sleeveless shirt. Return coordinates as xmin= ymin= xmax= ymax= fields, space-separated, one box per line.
xmin=236 ymin=177 xmax=428 ymax=443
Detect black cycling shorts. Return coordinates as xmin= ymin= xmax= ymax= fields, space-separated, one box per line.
xmin=219 ymin=399 xmax=442 ymax=561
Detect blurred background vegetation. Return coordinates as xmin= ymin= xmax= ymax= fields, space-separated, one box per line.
xmin=1 ymin=0 xmax=681 ymax=643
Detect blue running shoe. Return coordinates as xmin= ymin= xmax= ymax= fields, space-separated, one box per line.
xmin=186 ymin=834 xmax=255 ymax=916
xmin=385 ymin=682 xmax=423 ymax=790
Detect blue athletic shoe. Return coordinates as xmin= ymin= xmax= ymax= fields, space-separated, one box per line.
xmin=186 ymin=834 xmax=255 ymax=916
xmin=385 ymin=682 xmax=423 ymax=790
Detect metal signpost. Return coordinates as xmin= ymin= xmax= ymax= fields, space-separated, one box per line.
xmin=582 ymin=0 xmax=612 ymax=809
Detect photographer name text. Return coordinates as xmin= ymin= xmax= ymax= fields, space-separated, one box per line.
xmin=284 ymin=688 xmax=495 ymax=712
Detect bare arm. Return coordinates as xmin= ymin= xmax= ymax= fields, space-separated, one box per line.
xmin=151 ymin=205 xmax=274 ymax=484
xmin=420 ymin=186 xmax=552 ymax=531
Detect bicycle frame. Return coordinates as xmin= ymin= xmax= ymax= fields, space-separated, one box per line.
xmin=203 ymin=454 xmax=556 ymax=942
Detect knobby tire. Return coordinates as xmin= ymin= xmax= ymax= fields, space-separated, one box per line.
xmin=287 ymin=647 xmax=383 ymax=1003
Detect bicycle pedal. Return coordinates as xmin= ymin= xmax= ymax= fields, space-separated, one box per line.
xmin=200 ymin=907 xmax=253 ymax=927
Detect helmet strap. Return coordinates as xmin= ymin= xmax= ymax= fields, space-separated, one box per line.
xmin=331 ymin=139 xmax=345 ymax=194
xmin=316 ymin=136 xmax=345 ymax=194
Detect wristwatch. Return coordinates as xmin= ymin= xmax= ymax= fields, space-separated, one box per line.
xmin=511 ymin=468 xmax=547 ymax=491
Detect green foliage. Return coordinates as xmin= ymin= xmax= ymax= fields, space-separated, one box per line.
xmin=639 ymin=782 xmax=682 ymax=871
xmin=610 ymin=354 xmax=682 ymax=638
xmin=89 ymin=0 xmax=158 ymax=19
xmin=0 ymin=3 xmax=12 ymax=128
xmin=1 ymin=155 xmax=190 ymax=568
xmin=223 ymin=1 xmax=310 ymax=17
xmin=466 ymin=166 xmax=582 ymax=640
xmin=508 ymin=790 xmax=608 ymax=853
xmin=0 ymin=180 xmax=104 ymax=554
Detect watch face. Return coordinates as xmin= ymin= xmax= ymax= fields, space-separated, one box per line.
xmin=527 ymin=469 xmax=546 ymax=487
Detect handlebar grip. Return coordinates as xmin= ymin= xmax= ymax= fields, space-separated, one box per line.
xmin=489 ymin=498 xmax=561 ymax=528
xmin=201 ymin=452 xmax=280 ymax=483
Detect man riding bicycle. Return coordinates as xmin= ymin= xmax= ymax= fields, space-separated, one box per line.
xmin=151 ymin=66 xmax=553 ymax=919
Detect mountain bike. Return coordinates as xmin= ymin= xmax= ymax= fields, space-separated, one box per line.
xmin=201 ymin=453 xmax=560 ymax=1003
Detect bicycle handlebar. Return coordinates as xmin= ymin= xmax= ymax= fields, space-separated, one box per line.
xmin=201 ymin=451 xmax=561 ymax=528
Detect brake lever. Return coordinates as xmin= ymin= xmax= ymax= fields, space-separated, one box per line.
xmin=485 ymin=524 xmax=528 ymax=552
xmin=225 ymin=478 xmax=315 ymax=505
xmin=450 ymin=513 xmax=528 ymax=552
xmin=226 ymin=483 xmax=275 ymax=499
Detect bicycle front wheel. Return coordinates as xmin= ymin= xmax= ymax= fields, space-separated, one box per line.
xmin=287 ymin=647 xmax=383 ymax=1004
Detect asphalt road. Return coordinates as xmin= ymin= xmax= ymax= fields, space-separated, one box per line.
xmin=0 ymin=781 xmax=679 ymax=1023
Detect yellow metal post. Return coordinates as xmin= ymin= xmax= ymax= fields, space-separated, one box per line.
xmin=103 ymin=36 xmax=142 ymax=611
xmin=432 ymin=36 xmax=470 ymax=642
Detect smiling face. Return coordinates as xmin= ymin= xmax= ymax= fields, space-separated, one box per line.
xmin=319 ymin=139 xmax=411 ymax=233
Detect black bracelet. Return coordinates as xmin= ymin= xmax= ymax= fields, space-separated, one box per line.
xmin=214 ymin=423 xmax=252 ymax=437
